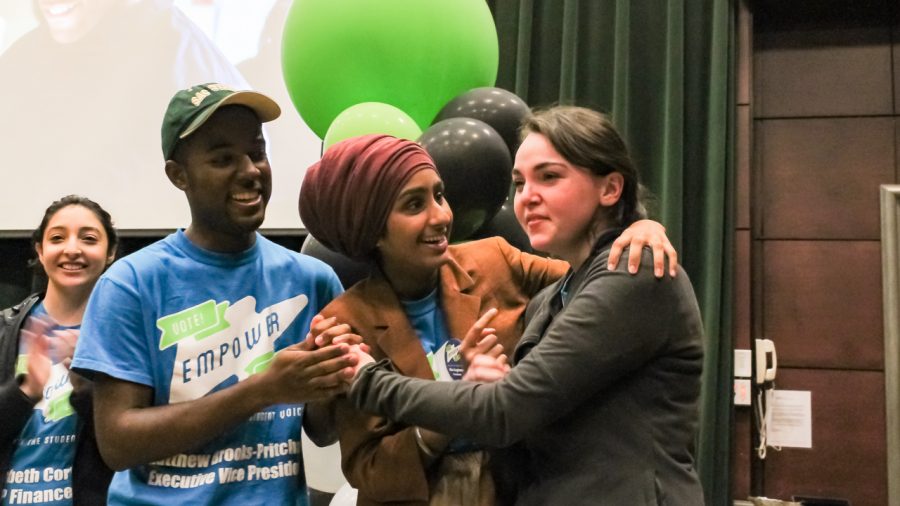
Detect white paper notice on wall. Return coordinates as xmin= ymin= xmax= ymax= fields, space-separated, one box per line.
xmin=767 ymin=390 xmax=812 ymax=448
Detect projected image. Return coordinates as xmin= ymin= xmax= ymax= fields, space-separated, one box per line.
xmin=0 ymin=0 xmax=321 ymax=232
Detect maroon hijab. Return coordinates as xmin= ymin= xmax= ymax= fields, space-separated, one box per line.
xmin=299 ymin=134 xmax=436 ymax=260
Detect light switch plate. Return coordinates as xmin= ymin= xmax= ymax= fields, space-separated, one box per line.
xmin=734 ymin=349 xmax=752 ymax=378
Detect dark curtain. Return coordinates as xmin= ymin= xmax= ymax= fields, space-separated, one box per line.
xmin=486 ymin=0 xmax=735 ymax=504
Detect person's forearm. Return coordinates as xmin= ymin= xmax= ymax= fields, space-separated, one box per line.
xmin=95 ymin=374 xmax=273 ymax=470
xmin=95 ymin=342 xmax=355 ymax=470
xmin=349 ymin=361 xmax=536 ymax=447
xmin=351 ymin=256 xmax=690 ymax=448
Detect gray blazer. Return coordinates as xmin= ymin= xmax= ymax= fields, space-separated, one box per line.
xmin=350 ymin=231 xmax=706 ymax=505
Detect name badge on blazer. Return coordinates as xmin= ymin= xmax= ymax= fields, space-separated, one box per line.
xmin=430 ymin=339 xmax=464 ymax=381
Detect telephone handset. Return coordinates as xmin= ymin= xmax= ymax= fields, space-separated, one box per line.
xmin=754 ymin=338 xmax=777 ymax=385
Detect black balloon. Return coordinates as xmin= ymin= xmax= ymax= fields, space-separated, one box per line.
xmin=432 ymin=87 xmax=531 ymax=158
xmin=418 ymin=117 xmax=512 ymax=242
xmin=300 ymin=234 xmax=373 ymax=289
xmin=470 ymin=201 xmax=534 ymax=254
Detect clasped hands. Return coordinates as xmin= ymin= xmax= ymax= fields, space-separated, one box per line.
xmin=304 ymin=308 xmax=511 ymax=389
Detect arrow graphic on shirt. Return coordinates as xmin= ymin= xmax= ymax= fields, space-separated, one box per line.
xmin=45 ymin=391 xmax=74 ymax=422
xmin=161 ymin=294 xmax=308 ymax=403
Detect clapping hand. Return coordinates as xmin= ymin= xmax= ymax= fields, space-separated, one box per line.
xmin=19 ymin=316 xmax=54 ymax=401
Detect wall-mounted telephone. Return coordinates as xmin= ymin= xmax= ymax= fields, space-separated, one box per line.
xmin=754 ymin=338 xmax=777 ymax=385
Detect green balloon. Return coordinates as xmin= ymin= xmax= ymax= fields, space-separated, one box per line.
xmin=323 ymin=102 xmax=423 ymax=151
xmin=282 ymin=0 xmax=498 ymax=139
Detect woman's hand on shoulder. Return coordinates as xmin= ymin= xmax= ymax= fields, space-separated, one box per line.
xmin=608 ymin=219 xmax=678 ymax=278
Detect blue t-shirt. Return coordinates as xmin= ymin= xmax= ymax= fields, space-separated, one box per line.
xmin=400 ymin=289 xmax=451 ymax=358
xmin=399 ymin=289 xmax=465 ymax=382
xmin=71 ymin=231 xmax=342 ymax=506
xmin=2 ymin=304 xmax=79 ymax=506
xmin=400 ymin=290 xmax=476 ymax=453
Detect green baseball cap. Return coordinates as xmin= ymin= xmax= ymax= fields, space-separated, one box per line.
xmin=161 ymin=83 xmax=281 ymax=159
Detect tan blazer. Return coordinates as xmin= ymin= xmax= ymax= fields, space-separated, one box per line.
xmin=319 ymin=237 xmax=568 ymax=506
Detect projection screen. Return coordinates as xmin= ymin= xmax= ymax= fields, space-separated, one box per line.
xmin=0 ymin=0 xmax=320 ymax=235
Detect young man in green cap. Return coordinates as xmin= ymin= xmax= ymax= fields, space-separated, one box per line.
xmin=72 ymin=83 xmax=356 ymax=505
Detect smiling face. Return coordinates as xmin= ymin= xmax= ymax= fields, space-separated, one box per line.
xmin=166 ymin=106 xmax=272 ymax=253
xmin=376 ymin=169 xmax=453 ymax=298
xmin=513 ymin=132 xmax=621 ymax=267
xmin=38 ymin=0 xmax=118 ymax=44
xmin=36 ymin=204 xmax=113 ymax=296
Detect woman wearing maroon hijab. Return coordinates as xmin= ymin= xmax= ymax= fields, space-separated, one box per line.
xmin=299 ymin=134 xmax=676 ymax=506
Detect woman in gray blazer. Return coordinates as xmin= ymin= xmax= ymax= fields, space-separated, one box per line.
xmin=342 ymin=106 xmax=706 ymax=506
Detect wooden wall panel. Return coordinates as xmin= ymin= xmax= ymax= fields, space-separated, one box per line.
xmin=764 ymin=368 xmax=886 ymax=506
xmin=737 ymin=4 xmax=755 ymax=501
xmin=744 ymin=1 xmax=895 ymax=503
xmin=896 ymin=50 xmax=900 ymax=115
xmin=896 ymin=118 xmax=900 ymax=180
xmin=732 ymin=407 xmax=752 ymax=501
xmin=756 ymin=117 xmax=894 ymax=240
xmin=753 ymin=0 xmax=893 ymax=118
xmin=895 ymin=18 xmax=900 ymax=115
xmin=754 ymin=29 xmax=893 ymax=118
xmin=736 ymin=0 xmax=752 ymax=107
xmin=762 ymin=240 xmax=883 ymax=370
xmin=734 ymin=230 xmax=751 ymax=350
xmin=736 ymin=105 xmax=751 ymax=230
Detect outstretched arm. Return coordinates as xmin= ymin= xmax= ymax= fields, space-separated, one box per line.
xmin=94 ymin=342 xmax=356 ymax=470
xmin=347 ymin=250 xmax=699 ymax=447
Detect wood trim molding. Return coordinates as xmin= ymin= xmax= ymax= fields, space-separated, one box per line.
xmin=882 ymin=184 xmax=900 ymax=506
